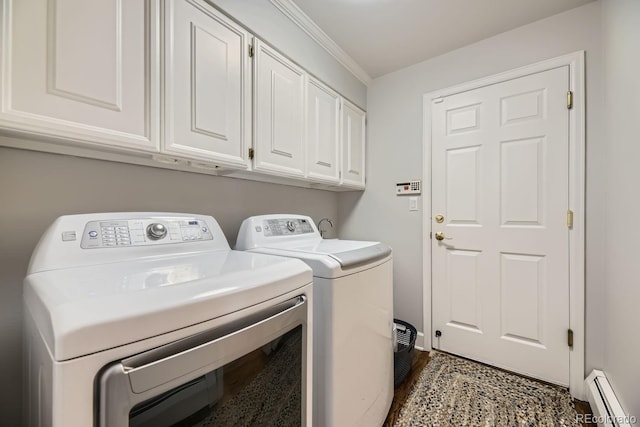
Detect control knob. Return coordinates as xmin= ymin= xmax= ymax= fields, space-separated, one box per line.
xmin=286 ymin=220 xmax=296 ymax=232
xmin=146 ymin=223 xmax=168 ymax=240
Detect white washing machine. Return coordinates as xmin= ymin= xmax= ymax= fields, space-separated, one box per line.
xmin=23 ymin=212 xmax=314 ymax=427
xmin=235 ymin=214 xmax=394 ymax=427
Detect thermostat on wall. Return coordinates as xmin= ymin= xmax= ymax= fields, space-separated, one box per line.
xmin=396 ymin=180 xmax=421 ymax=195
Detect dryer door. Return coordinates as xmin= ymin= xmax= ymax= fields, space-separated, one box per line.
xmin=97 ymin=296 xmax=308 ymax=427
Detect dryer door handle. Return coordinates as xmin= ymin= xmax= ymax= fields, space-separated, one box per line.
xmin=122 ymin=295 xmax=307 ymax=394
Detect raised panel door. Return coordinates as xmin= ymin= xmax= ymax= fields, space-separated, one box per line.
xmin=431 ymin=66 xmax=570 ymax=385
xmin=162 ymin=0 xmax=250 ymax=169
xmin=253 ymin=40 xmax=306 ymax=178
xmin=0 ymin=0 xmax=157 ymax=151
xmin=340 ymin=100 xmax=366 ymax=189
xmin=306 ymin=77 xmax=340 ymax=184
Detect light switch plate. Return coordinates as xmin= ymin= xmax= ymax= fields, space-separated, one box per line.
xmin=409 ymin=197 xmax=418 ymax=211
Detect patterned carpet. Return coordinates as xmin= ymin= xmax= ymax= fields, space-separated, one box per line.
xmin=395 ymin=351 xmax=580 ymax=427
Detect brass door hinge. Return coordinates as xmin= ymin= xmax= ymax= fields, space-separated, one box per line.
xmin=248 ymin=148 xmax=254 ymax=159
xmin=567 ymin=209 xmax=574 ymax=229
xmin=567 ymin=91 xmax=573 ymax=109
xmin=567 ymin=329 xmax=574 ymax=348
xmin=249 ymin=44 xmax=254 ymax=57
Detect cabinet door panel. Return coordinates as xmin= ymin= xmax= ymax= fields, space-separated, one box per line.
xmin=50 ymin=0 xmax=120 ymax=109
xmin=341 ymin=100 xmax=366 ymax=188
xmin=163 ymin=0 xmax=250 ymax=168
xmin=306 ymin=78 xmax=340 ymax=184
xmin=2 ymin=0 xmax=157 ymax=151
xmin=254 ymin=40 xmax=305 ymax=178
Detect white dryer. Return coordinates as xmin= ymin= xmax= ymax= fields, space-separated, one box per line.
xmin=235 ymin=214 xmax=394 ymax=427
xmin=23 ymin=212 xmax=313 ymax=427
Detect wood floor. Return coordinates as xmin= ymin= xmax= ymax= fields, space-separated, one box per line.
xmin=383 ymin=349 xmax=596 ymax=427
xmin=383 ymin=350 xmax=431 ymax=427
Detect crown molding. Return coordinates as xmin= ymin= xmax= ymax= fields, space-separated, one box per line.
xmin=270 ymin=0 xmax=372 ymax=86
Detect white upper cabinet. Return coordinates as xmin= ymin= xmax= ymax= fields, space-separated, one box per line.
xmin=341 ymin=99 xmax=366 ymax=189
xmin=306 ymin=77 xmax=340 ymax=184
xmin=253 ymin=40 xmax=306 ymax=178
xmin=162 ymin=0 xmax=251 ymax=169
xmin=0 ymin=0 xmax=158 ymax=151
xmin=0 ymin=0 xmax=366 ymax=190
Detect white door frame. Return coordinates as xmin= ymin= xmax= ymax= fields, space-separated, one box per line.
xmin=421 ymin=51 xmax=586 ymax=399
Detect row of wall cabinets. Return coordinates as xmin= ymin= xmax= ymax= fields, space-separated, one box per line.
xmin=0 ymin=0 xmax=366 ymax=190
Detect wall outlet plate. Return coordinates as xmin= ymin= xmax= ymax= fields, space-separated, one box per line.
xmin=396 ymin=180 xmax=421 ymax=195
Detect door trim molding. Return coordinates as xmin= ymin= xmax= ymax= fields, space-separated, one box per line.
xmin=421 ymin=51 xmax=586 ymax=399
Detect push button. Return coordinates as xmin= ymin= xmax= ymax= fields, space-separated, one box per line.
xmin=62 ymin=231 xmax=77 ymax=241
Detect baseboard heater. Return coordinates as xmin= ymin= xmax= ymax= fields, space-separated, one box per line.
xmin=585 ymin=370 xmax=634 ymax=427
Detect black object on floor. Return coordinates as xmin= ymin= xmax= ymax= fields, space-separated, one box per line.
xmin=393 ymin=319 xmax=417 ymax=387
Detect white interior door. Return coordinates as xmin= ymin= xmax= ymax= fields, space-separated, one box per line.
xmin=431 ymin=66 xmax=571 ymax=385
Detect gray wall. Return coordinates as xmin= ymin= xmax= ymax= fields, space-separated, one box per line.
xmin=210 ymin=0 xmax=367 ymax=109
xmin=0 ymin=145 xmax=339 ymax=424
xmin=601 ymin=0 xmax=640 ymax=418
xmin=338 ymin=2 xmax=606 ymax=375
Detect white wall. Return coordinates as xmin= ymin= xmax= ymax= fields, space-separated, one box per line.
xmin=338 ymin=2 xmax=605 ymax=375
xmin=601 ymin=0 xmax=640 ymax=419
xmin=210 ymin=0 xmax=367 ymax=109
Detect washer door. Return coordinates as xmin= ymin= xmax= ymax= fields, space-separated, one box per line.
xmin=96 ymin=296 xmax=308 ymax=427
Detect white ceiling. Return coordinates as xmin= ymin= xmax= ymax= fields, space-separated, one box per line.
xmin=291 ymin=0 xmax=595 ymax=79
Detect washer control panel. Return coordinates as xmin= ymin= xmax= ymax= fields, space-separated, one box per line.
xmin=80 ymin=218 xmax=213 ymax=248
xmin=262 ymin=218 xmax=314 ymax=236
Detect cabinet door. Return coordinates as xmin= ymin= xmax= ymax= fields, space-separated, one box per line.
xmin=253 ymin=40 xmax=306 ymax=178
xmin=341 ymin=100 xmax=366 ymax=189
xmin=306 ymin=78 xmax=340 ymax=184
xmin=163 ymin=0 xmax=250 ymax=169
xmin=0 ymin=0 xmax=157 ymax=151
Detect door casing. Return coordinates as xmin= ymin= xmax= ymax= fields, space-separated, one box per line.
xmin=421 ymin=51 xmax=585 ymax=399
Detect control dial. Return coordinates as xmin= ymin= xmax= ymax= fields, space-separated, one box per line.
xmin=286 ymin=220 xmax=296 ymax=232
xmin=146 ymin=223 xmax=168 ymax=240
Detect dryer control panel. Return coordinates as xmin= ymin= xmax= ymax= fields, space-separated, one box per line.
xmin=28 ymin=213 xmax=230 ymax=274
xmin=81 ymin=218 xmax=214 ymax=248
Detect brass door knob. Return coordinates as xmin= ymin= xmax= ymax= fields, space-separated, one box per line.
xmin=435 ymin=214 xmax=444 ymax=223
xmin=435 ymin=232 xmax=446 ymax=241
